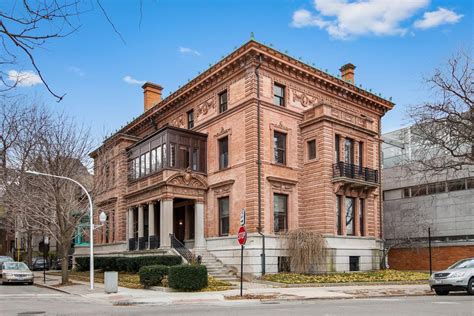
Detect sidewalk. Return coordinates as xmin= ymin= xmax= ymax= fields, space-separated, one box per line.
xmin=34 ymin=272 xmax=433 ymax=306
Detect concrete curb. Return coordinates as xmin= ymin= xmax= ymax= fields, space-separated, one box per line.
xmin=33 ymin=282 xmax=73 ymax=295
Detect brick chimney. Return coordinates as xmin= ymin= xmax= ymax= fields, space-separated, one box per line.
xmin=339 ymin=63 xmax=356 ymax=84
xmin=142 ymin=82 xmax=163 ymax=112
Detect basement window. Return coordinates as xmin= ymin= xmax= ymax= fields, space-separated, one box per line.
xmin=349 ymin=256 xmax=360 ymax=271
xmin=278 ymin=257 xmax=291 ymax=273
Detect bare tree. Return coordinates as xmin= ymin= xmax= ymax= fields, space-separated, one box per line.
xmin=408 ymin=50 xmax=473 ymax=175
xmin=0 ymin=0 xmax=134 ymax=101
xmin=2 ymin=104 xmax=94 ymax=284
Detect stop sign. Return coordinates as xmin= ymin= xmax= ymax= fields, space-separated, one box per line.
xmin=237 ymin=226 xmax=247 ymax=246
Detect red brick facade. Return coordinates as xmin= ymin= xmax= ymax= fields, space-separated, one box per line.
xmin=388 ymin=245 xmax=474 ymax=271
xmin=91 ymin=40 xmax=393 ymax=261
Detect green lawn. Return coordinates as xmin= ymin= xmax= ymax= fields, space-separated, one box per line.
xmin=261 ymin=270 xmax=430 ymax=284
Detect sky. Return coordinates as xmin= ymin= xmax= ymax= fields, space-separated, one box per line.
xmin=6 ymin=0 xmax=473 ymax=142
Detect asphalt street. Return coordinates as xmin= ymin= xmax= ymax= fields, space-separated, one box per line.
xmin=0 ymin=284 xmax=472 ymax=316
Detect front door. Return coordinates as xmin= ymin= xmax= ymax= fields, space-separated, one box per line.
xmin=173 ymin=206 xmax=186 ymax=243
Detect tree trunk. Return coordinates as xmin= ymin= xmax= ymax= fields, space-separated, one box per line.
xmin=26 ymin=231 xmax=33 ymax=266
xmin=60 ymin=242 xmax=70 ymax=285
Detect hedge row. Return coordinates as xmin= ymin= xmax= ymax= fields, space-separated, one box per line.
xmin=168 ymin=265 xmax=208 ymax=291
xmin=75 ymin=255 xmax=182 ymax=273
xmin=138 ymin=265 xmax=169 ymax=288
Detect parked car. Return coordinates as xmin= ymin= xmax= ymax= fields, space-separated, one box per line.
xmin=1 ymin=261 xmax=34 ymax=285
xmin=50 ymin=256 xmax=73 ymax=270
xmin=429 ymin=258 xmax=474 ymax=295
xmin=0 ymin=256 xmax=13 ymax=266
xmin=31 ymin=257 xmax=49 ymax=271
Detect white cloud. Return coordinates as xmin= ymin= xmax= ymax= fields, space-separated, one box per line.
xmin=8 ymin=70 xmax=42 ymax=86
xmin=291 ymin=0 xmax=431 ymax=39
xmin=178 ymin=46 xmax=201 ymax=56
xmin=67 ymin=66 xmax=85 ymax=77
xmin=123 ymin=75 xmax=145 ymax=85
xmin=414 ymin=7 xmax=463 ymax=29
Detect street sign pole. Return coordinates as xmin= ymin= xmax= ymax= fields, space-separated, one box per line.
xmin=240 ymin=245 xmax=244 ymax=296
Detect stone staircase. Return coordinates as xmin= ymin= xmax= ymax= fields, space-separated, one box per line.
xmin=196 ymin=249 xmax=238 ymax=282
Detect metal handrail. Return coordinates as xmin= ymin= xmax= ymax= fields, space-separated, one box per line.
xmin=332 ymin=161 xmax=379 ymax=183
xmin=169 ymin=234 xmax=195 ymax=263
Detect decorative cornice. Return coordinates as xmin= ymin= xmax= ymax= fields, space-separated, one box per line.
xmin=270 ymin=121 xmax=291 ymax=132
xmin=209 ymin=179 xmax=235 ymax=189
xmin=213 ymin=127 xmax=232 ymax=138
xmin=267 ymin=176 xmax=298 ymax=185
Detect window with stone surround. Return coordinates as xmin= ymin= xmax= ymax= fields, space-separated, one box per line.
xmin=273 ymin=131 xmax=286 ymax=165
xmin=219 ymin=197 xmax=229 ymax=236
xmin=335 ymin=135 xmax=340 ymax=162
xmin=273 ymin=193 xmax=288 ymax=232
xmin=344 ymin=138 xmax=354 ymax=164
xmin=346 ymin=197 xmax=355 ymax=236
xmin=273 ymin=83 xmax=285 ymax=106
xmin=219 ymin=90 xmax=228 ymax=113
xmin=359 ymin=199 xmax=365 ymax=236
xmin=218 ymin=136 xmax=229 ymax=169
xmin=307 ymin=139 xmax=316 ymax=160
xmin=187 ymin=110 xmax=194 ymax=129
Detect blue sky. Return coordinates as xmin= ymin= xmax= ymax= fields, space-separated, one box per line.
xmin=8 ymin=0 xmax=472 ymax=141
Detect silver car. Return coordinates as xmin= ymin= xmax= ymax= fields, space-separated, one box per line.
xmin=429 ymin=258 xmax=474 ymax=295
xmin=1 ymin=262 xmax=34 ymax=285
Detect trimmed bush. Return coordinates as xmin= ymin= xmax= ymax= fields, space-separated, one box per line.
xmin=168 ymin=265 xmax=208 ymax=291
xmin=75 ymin=255 xmax=182 ymax=273
xmin=138 ymin=265 xmax=169 ymax=288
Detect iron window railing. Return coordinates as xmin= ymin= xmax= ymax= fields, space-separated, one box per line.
xmin=332 ymin=161 xmax=378 ymax=183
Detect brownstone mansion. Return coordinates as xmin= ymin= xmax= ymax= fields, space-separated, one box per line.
xmin=78 ymin=40 xmax=394 ymax=275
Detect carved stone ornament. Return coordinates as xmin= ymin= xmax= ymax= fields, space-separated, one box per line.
xmin=270 ymin=121 xmax=290 ymax=132
xmin=166 ymin=169 xmax=207 ymax=190
xmin=292 ymin=89 xmax=318 ymax=108
xmin=214 ymin=126 xmax=232 ymax=138
xmin=171 ymin=115 xmax=184 ymax=127
xmin=197 ymin=98 xmax=216 ymax=118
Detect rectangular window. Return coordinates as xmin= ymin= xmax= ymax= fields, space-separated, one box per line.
xmin=180 ymin=146 xmax=190 ymax=169
xmin=157 ymin=146 xmax=162 ymax=169
xmin=144 ymin=153 xmax=150 ymax=175
xmin=162 ymin=143 xmax=167 ymax=167
xmin=219 ymin=90 xmax=228 ymax=113
xmin=428 ymin=182 xmax=446 ymax=194
xmin=307 ymin=139 xmax=316 ymax=160
xmin=274 ymin=194 xmax=288 ymax=232
xmin=219 ymin=197 xmax=229 ymax=236
xmin=349 ymin=256 xmax=360 ymax=271
xmin=403 ymin=187 xmax=410 ymax=198
xmin=359 ymin=199 xmax=365 ymax=236
xmin=218 ymin=136 xmax=229 ymax=169
xmin=140 ymin=154 xmax=146 ymax=176
xmin=131 ymin=159 xmax=136 ymax=179
xmin=412 ymin=185 xmax=427 ymax=197
xmin=187 ymin=110 xmax=194 ymax=129
xmin=273 ymin=83 xmax=285 ymax=106
xmin=274 ymin=131 xmax=287 ymax=165
xmin=170 ymin=144 xmax=176 ymax=167
xmin=192 ymin=148 xmax=199 ymax=171
xmin=447 ymin=179 xmax=465 ymax=192
xmin=335 ymin=135 xmax=340 ymax=162
xmin=277 ymin=257 xmax=291 ymax=273
xmin=468 ymin=178 xmax=474 ymax=189
xmin=345 ymin=197 xmax=355 ymax=236
xmin=358 ymin=142 xmax=363 ymax=170
xmin=151 ymin=149 xmax=157 ymax=172
xmin=336 ymin=195 xmax=342 ymax=235
xmin=344 ymin=138 xmax=354 ymax=164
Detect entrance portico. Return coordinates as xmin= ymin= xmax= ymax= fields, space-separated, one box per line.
xmin=125 ymin=170 xmax=207 ymax=251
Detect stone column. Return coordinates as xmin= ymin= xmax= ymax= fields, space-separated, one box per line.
xmin=128 ymin=208 xmax=134 ymax=240
xmin=148 ymin=202 xmax=155 ymax=237
xmin=138 ymin=205 xmax=144 ymax=238
xmin=194 ymin=202 xmax=206 ymax=249
xmin=160 ymin=199 xmax=173 ymax=248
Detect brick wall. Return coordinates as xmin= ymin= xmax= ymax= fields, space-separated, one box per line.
xmin=388 ymin=245 xmax=474 ymax=271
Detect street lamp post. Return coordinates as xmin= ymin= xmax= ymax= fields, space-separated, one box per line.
xmin=43 ymin=236 xmax=49 ymax=284
xmin=25 ymin=170 xmax=105 ymax=290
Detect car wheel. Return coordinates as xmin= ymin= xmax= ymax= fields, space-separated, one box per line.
xmin=467 ymin=278 xmax=474 ymax=295
xmin=435 ymin=288 xmax=449 ymax=296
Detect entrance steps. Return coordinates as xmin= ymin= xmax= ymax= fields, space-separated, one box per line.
xmin=194 ymin=249 xmax=239 ymax=282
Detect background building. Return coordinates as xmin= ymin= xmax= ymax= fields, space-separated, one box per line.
xmin=81 ymin=40 xmax=394 ymax=276
xmin=382 ymin=126 xmax=474 ymax=270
